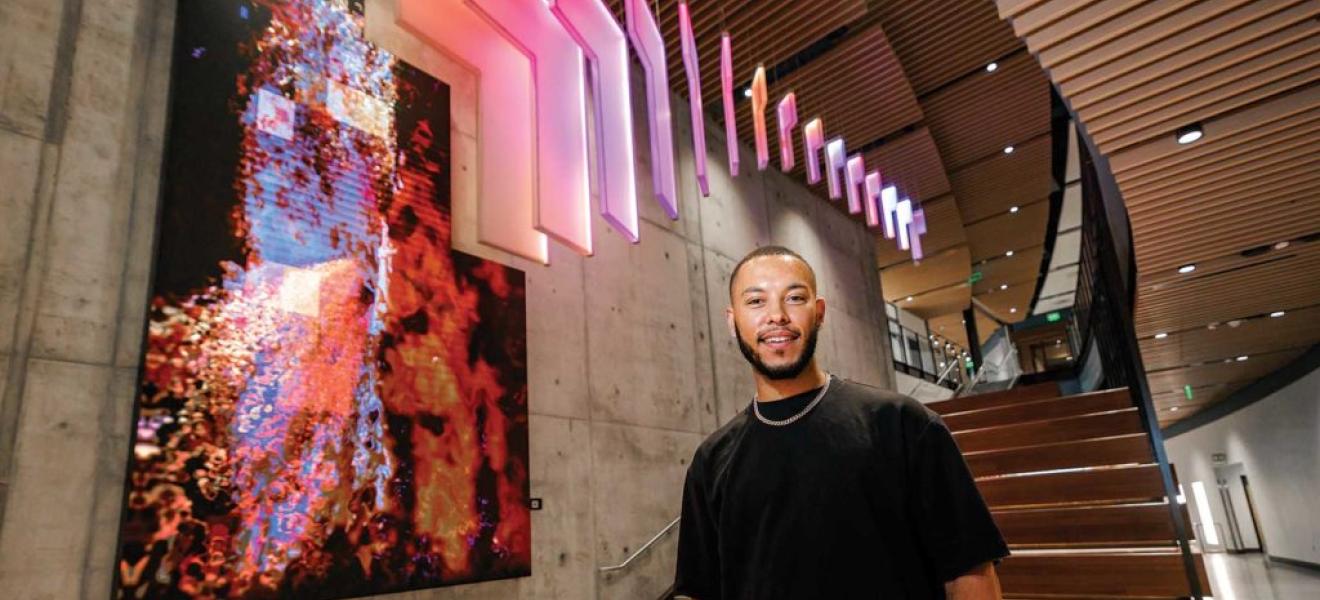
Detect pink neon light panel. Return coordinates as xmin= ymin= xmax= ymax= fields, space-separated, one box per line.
xmin=396 ymin=0 xmax=548 ymax=264
xmin=626 ymin=0 xmax=679 ymax=219
xmin=825 ymin=137 xmax=846 ymax=200
xmin=751 ymin=65 xmax=769 ymax=171
xmin=803 ymin=118 xmax=825 ymax=185
xmin=550 ymin=0 xmax=640 ymax=243
xmin=467 ymin=0 xmax=593 ymax=255
xmin=863 ymin=171 xmax=882 ymax=228
xmin=678 ymin=2 xmax=709 ymax=197
xmin=844 ymin=154 xmax=865 ymax=215
xmin=777 ymin=93 xmax=798 ymax=172
xmin=721 ymin=32 xmax=739 ymax=177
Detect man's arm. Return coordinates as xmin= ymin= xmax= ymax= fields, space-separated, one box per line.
xmin=944 ymin=561 xmax=1002 ymax=600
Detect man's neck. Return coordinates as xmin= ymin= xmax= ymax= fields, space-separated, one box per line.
xmin=753 ymin=362 xmax=829 ymax=403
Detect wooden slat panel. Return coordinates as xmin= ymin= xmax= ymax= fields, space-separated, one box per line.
xmin=963 ymin=200 xmax=1050 ymax=262
xmin=921 ymin=52 xmax=1052 ymax=169
xmin=977 ymin=464 xmax=1167 ymax=509
xmin=929 ymin=381 xmax=1060 ymax=415
xmin=862 ymin=127 xmax=952 ymax=203
xmin=871 ymin=0 xmax=1024 ymax=95
xmin=949 ymin=134 xmax=1054 ymax=223
xmin=998 ymin=552 xmax=1209 ymax=597
xmin=995 ymin=503 xmax=1177 ymax=547
xmin=965 ymin=434 xmax=1154 ymax=480
xmin=955 ymin=408 xmax=1143 ymax=453
xmin=944 ymin=388 xmax=1131 ymax=432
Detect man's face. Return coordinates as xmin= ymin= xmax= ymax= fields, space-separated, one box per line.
xmin=726 ymin=255 xmax=825 ymax=380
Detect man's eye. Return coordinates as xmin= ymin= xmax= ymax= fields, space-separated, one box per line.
xmin=746 ymin=298 xmax=764 ymax=307
xmin=788 ymin=295 xmax=805 ymax=302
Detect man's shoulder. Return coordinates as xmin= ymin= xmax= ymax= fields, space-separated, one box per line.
xmin=832 ymin=377 xmax=942 ymax=429
xmin=693 ymin=408 xmax=751 ymax=466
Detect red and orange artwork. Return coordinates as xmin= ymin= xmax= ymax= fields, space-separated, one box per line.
xmin=115 ymin=1 xmax=530 ymax=598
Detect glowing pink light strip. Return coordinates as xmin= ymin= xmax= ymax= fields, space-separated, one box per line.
xmin=720 ymin=32 xmax=738 ymax=177
xmin=750 ymin=65 xmax=769 ymax=170
xmin=825 ymin=137 xmax=846 ymax=200
xmin=862 ymin=171 xmax=881 ymax=228
xmin=897 ymin=199 xmax=914 ymax=251
xmin=396 ymin=0 xmax=548 ymax=263
xmin=878 ymin=185 xmax=899 ymax=240
xmin=844 ymin=154 xmax=865 ymax=215
xmin=626 ymin=0 xmax=678 ymax=219
xmin=467 ymin=0 xmax=593 ymax=255
xmin=803 ymin=117 xmax=825 ymax=185
xmin=677 ymin=2 xmax=708 ymax=197
xmin=910 ymin=207 xmax=927 ymax=260
xmin=550 ymin=0 xmax=640 ymax=243
xmin=777 ymin=93 xmax=798 ymax=172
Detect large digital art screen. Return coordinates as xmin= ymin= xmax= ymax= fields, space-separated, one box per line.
xmin=114 ymin=1 xmax=532 ymax=597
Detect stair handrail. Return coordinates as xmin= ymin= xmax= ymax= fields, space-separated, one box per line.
xmin=958 ymin=330 xmax=1021 ymax=396
xmin=598 ymin=516 xmax=681 ymax=573
xmin=905 ymin=359 xmax=961 ymax=397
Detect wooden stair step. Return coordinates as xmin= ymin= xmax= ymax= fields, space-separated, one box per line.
xmin=944 ymin=389 xmax=1133 ymax=433
xmin=929 ymin=381 xmax=1063 ymax=415
xmin=965 ymin=434 xmax=1154 ymax=478
xmin=978 ymin=464 xmax=1167 ymax=510
xmin=997 ymin=551 xmax=1211 ymax=598
xmin=955 ymin=409 xmax=1145 ymax=453
xmin=995 ymin=503 xmax=1180 ymax=548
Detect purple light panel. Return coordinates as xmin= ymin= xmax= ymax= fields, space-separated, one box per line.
xmin=803 ymin=117 xmax=825 ymax=185
xmin=677 ymin=2 xmax=709 ymax=197
xmin=467 ymin=0 xmax=593 ymax=255
xmin=625 ymin=0 xmax=679 ymax=219
xmin=897 ymin=199 xmax=913 ymax=250
xmin=397 ymin=0 xmax=548 ymax=264
xmin=751 ymin=65 xmax=769 ymax=170
xmin=880 ymin=185 xmax=899 ymax=240
xmin=551 ymin=0 xmax=641 ymax=243
xmin=721 ymin=32 xmax=739 ymax=177
xmin=844 ymin=154 xmax=865 ymax=215
xmin=777 ymin=93 xmax=798 ymax=172
xmin=910 ymin=207 xmax=927 ymax=260
xmin=863 ymin=171 xmax=882 ymax=228
xmin=825 ymin=137 xmax=846 ymax=200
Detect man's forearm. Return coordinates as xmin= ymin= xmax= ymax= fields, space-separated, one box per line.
xmin=944 ymin=562 xmax=1002 ymax=600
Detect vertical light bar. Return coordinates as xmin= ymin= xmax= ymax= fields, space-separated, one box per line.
xmin=776 ymin=92 xmax=798 ymax=172
xmin=396 ymin=0 xmax=548 ymax=263
xmin=803 ymin=117 xmax=825 ymax=184
xmin=467 ymin=0 xmax=593 ymax=255
xmin=863 ymin=171 xmax=882 ymax=228
xmin=625 ymin=0 xmax=679 ymax=219
xmin=1191 ymin=481 xmax=1220 ymax=545
xmin=880 ymin=185 xmax=899 ymax=239
xmin=750 ymin=65 xmax=769 ymax=170
xmin=824 ymin=137 xmax=846 ymax=199
xmin=550 ymin=0 xmax=640 ymax=243
xmin=910 ymin=207 xmax=926 ymax=260
xmin=843 ymin=154 xmax=865 ymax=215
xmin=677 ymin=1 xmax=709 ymax=197
xmin=896 ymin=199 xmax=913 ymax=250
xmin=720 ymin=32 xmax=738 ymax=177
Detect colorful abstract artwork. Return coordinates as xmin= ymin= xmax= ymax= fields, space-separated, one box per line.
xmin=113 ymin=1 xmax=531 ymax=597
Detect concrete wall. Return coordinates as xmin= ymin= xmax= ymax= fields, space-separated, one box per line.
xmin=0 ymin=1 xmax=895 ymax=598
xmin=1166 ymin=366 xmax=1320 ymax=566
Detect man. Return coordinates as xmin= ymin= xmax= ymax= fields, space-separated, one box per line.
xmin=673 ymin=246 xmax=1008 ymax=599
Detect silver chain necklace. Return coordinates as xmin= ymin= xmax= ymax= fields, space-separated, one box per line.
xmin=752 ymin=375 xmax=832 ymax=427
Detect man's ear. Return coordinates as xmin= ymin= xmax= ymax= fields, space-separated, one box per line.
xmin=725 ymin=306 xmax=737 ymax=339
xmin=815 ymin=295 xmax=827 ymax=326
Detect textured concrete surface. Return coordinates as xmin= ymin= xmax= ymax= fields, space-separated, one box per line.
xmin=0 ymin=1 xmax=896 ymax=599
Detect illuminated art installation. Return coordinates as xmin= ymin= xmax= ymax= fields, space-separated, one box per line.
xmin=777 ymin=93 xmax=798 ymax=172
xmin=750 ymin=65 xmax=770 ymax=170
xmin=550 ymin=0 xmax=641 ymax=242
xmin=721 ymin=32 xmax=739 ymax=177
xmin=844 ymin=155 xmax=866 ymax=216
xmin=467 ymin=0 xmax=593 ymax=255
xmin=825 ymin=137 xmax=847 ymax=200
xmin=803 ymin=117 xmax=826 ymax=185
xmin=115 ymin=1 xmax=531 ymax=597
xmin=624 ymin=0 xmax=680 ymax=218
xmin=396 ymin=0 xmax=547 ymax=263
xmin=863 ymin=172 xmax=883 ymax=228
xmin=678 ymin=1 xmax=709 ymax=197
xmin=880 ymin=184 xmax=900 ymax=239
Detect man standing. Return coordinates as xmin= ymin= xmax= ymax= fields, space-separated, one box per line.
xmin=673 ymin=246 xmax=1008 ymax=599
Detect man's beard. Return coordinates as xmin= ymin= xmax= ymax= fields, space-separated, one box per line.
xmin=735 ymin=320 xmax=820 ymax=381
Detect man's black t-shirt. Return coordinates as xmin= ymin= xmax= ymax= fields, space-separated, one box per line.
xmin=673 ymin=376 xmax=1008 ymax=599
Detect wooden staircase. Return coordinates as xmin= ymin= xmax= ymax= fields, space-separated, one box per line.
xmin=929 ymin=382 xmax=1212 ymax=599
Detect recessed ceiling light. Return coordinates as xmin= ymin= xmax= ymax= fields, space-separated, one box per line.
xmin=1000 ymin=284 xmax=1008 ymax=290
xmin=1154 ymin=332 xmax=1168 ymax=339
xmin=1178 ymin=264 xmax=1196 ymax=274
xmin=1009 ymin=205 xmax=1019 ymax=213
xmin=1207 ymin=322 xmax=1219 ymax=330
xmin=1005 ymin=250 xmax=1015 ymax=257
xmin=1236 ymin=355 xmax=1249 ymax=362
xmin=743 ymin=87 xmax=752 ymax=98
xmin=986 ymin=62 xmax=998 ymax=73
xmin=1171 ymin=406 xmax=1180 ymax=412
xmin=1274 ymin=241 xmax=1290 ymax=250
xmin=1270 ymin=311 xmax=1286 ymax=318
xmin=1175 ymin=123 xmax=1204 ymax=145
xmin=1003 ymin=145 xmax=1015 ymax=154
xmin=906 ymin=296 xmax=914 ymax=302
xmin=1010 ymin=307 xmax=1017 ymax=313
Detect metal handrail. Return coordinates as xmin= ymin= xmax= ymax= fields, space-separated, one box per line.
xmin=598 ymin=516 xmax=681 ymax=573
xmin=958 ymin=342 xmax=1020 ymax=396
xmin=905 ymin=359 xmax=960 ymax=397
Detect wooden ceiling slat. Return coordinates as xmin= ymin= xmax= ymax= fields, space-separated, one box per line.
xmin=1034 ymin=0 xmax=1198 ymax=65
xmin=923 ymin=52 xmax=1052 ymax=169
xmin=1126 ymin=151 xmax=1320 ymax=212
xmin=971 ymin=247 xmax=1046 ymax=296
xmin=1009 ymin=0 xmax=1095 ymax=39
xmin=881 ymin=245 xmax=973 ymax=302
xmin=949 ymin=134 xmax=1054 ymax=222
xmin=1024 ymin=0 xmax=1151 ymax=57
xmin=964 ymin=201 xmax=1051 ymax=262
xmin=863 ymin=127 xmax=952 ymax=203
xmin=872 ymin=0 xmax=1024 ymax=95
xmin=1120 ymin=117 xmax=1320 ymax=194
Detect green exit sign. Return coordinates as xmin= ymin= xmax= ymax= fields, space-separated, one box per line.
xmin=968 ymin=271 xmax=983 ymax=284
xmin=1046 ymin=312 xmax=1062 ymax=323
xmin=1184 ymin=385 xmax=1194 ymax=400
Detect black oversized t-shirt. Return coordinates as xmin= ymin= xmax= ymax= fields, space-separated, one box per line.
xmin=673 ymin=376 xmax=1008 ymax=599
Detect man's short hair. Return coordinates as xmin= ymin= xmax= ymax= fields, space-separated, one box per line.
xmin=728 ymin=245 xmax=818 ymax=300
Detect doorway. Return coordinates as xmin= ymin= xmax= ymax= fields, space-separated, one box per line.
xmin=1214 ymin=463 xmax=1263 ymax=553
